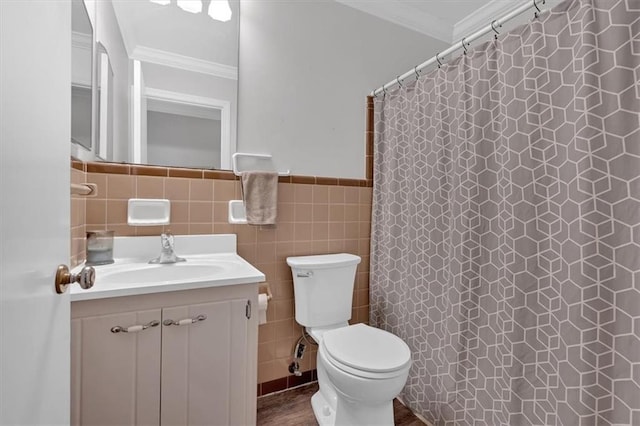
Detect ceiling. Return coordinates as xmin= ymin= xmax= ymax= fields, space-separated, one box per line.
xmin=111 ymin=0 xmax=239 ymax=66
xmin=110 ymin=0 xmax=533 ymax=66
xmin=334 ymin=0 xmax=531 ymax=43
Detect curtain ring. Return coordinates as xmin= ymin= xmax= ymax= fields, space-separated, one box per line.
xmin=435 ymin=53 xmax=443 ymax=68
xmin=491 ymin=20 xmax=500 ymax=39
xmin=396 ymin=76 xmax=403 ymax=88
xmin=414 ymin=66 xmax=421 ymax=80
xmin=461 ymin=38 xmax=468 ymax=55
xmin=533 ymin=0 xmax=542 ymax=18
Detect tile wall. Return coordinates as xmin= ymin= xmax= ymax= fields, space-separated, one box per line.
xmin=70 ymin=96 xmax=375 ymax=394
xmin=71 ymin=163 xmax=87 ymax=267
xmin=70 ymin=160 xmax=372 ymax=394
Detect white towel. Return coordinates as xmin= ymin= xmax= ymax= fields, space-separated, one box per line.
xmin=241 ymin=171 xmax=278 ymax=225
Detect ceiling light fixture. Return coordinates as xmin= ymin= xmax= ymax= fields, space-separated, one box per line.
xmin=149 ymin=0 xmax=232 ymax=22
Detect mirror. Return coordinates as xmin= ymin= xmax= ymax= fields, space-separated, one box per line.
xmin=94 ymin=0 xmax=239 ymax=169
xmin=71 ymin=0 xmax=94 ymax=150
xmin=146 ymin=90 xmax=226 ymax=169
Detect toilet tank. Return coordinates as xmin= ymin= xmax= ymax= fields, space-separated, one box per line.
xmin=287 ymin=253 xmax=361 ymax=328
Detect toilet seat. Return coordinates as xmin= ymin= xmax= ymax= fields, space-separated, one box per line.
xmin=321 ymin=324 xmax=411 ymax=379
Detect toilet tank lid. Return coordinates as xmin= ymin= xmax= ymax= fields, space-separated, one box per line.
xmin=286 ymin=253 xmax=361 ymax=269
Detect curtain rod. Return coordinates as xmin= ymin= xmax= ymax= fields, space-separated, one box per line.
xmin=371 ymin=0 xmax=547 ymax=97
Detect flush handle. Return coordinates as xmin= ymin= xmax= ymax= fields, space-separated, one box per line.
xmin=55 ymin=265 xmax=95 ymax=294
xmin=296 ymin=271 xmax=313 ymax=278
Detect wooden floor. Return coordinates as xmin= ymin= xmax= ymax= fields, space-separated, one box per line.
xmin=257 ymin=382 xmax=425 ymax=426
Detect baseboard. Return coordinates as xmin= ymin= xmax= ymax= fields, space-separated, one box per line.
xmin=258 ymin=369 xmax=318 ymax=397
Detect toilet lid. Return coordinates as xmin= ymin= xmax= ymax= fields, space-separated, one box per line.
xmin=322 ymin=324 xmax=411 ymax=373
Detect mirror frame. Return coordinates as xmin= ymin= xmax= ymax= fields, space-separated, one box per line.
xmin=96 ymin=41 xmax=114 ymax=161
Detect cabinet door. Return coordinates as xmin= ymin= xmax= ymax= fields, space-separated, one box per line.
xmin=161 ymin=299 xmax=251 ymax=426
xmin=71 ymin=309 xmax=162 ymax=426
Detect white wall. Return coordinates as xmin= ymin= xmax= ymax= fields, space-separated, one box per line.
xmin=147 ymin=111 xmax=222 ymax=169
xmin=96 ymin=0 xmax=130 ymax=162
xmin=238 ymin=1 xmax=448 ymax=179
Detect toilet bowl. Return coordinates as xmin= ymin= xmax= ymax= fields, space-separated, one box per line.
xmin=287 ymin=254 xmax=411 ymax=426
xmin=312 ymin=323 xmax=411 ymax=425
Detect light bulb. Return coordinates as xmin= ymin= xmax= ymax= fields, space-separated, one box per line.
xmin=208 ymin=0 xmax=232 ymax=22
xmin=177 ymin=0 xmax=202 ymax=14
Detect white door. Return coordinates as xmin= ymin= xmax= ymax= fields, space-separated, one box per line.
xmin=1 ymin=1 xmax=72 ymax=424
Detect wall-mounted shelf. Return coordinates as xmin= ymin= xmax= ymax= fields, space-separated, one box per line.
xmin=228 ymin=200 xmax=247 ymax=224
xmin=232 ymin=152 xmax=289 ymax=177
xmin=127 ymin=199 xmax=170 ymax=226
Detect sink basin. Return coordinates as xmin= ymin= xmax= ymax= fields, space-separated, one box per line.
xmin=70 ymin=234 xmax=265 ymax=301
xmin=99 ymin=261 xmax=230 ymax=286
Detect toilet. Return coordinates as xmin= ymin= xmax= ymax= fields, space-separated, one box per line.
xmin=287 ymin=253 xmax=411 ymax=426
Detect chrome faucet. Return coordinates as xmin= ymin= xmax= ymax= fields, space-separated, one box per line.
xmin=149 ymin=232 xmax=186 ymax=264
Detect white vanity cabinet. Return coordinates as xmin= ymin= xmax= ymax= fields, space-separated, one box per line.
xmin=71 ymin=284 xmax=258 ymax=426
xmin=71 ymin=308 xmax=162 ymax=425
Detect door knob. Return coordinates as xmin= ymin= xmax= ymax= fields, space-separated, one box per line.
xmin=55 ymin=265 xmax=95 ymax=294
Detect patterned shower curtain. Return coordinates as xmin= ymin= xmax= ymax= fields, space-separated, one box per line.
xmin=370 ymin=1 xmax=640 ymax=425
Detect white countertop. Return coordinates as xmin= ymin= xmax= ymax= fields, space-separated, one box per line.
xmin=71 ymin=234 xmax=265 ymax=302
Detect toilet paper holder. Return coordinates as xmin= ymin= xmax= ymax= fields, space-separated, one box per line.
xmin=259 ymin=282 xmax=273 ymax=301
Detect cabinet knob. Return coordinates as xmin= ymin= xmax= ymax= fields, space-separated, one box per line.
xmin=55 ymin=265 xmax=95 ymax=294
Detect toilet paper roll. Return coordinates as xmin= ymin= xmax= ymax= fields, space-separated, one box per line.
xmin=258 ymin=293 xmax=269 ymax=325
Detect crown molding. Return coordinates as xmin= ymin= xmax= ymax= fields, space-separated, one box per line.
xmin=453 ymin=0 xmax=529 ymax=42
xmin=334 ymin=1 xmax=452 ymax=43
xmin=131 ymin=46 xmax=238 ymax=80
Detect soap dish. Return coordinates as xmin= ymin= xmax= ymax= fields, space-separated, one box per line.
xmin=128 ymin=199 xmax=170 ymax=226
xmin=228 ymin=200 xmax=247 ymax=224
